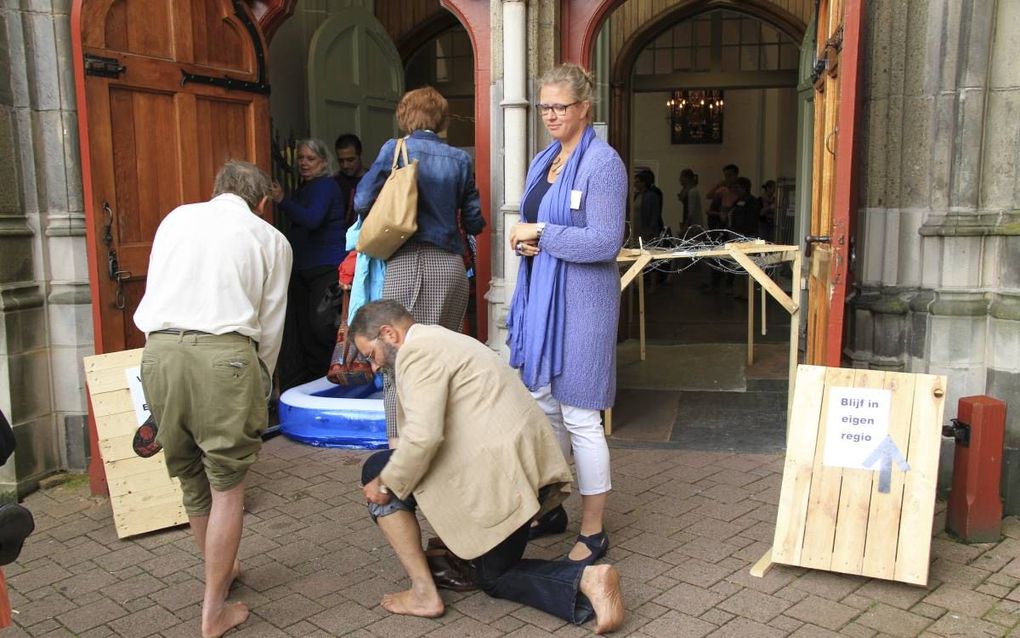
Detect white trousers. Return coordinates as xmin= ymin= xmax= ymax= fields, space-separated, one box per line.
xmin=530 ymin=385 xmax=612 ymax=496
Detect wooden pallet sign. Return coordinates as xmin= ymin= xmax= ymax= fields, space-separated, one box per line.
xmin=752 ymin=365 xmax=947 ymax=585
xmin=84 ymin=349 xmax=188 ymax=538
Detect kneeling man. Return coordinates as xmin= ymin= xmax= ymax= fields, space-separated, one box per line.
xmin=353 ymin=300 xmax=624 ymax=633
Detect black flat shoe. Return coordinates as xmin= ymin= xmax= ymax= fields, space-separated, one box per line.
xmin=565 ymin=530 xmax=609 ymax=565
xmin=528 ymin=504 xmax=568 ymax=540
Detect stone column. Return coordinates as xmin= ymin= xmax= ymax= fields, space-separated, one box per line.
xmin=492 ymin=0 xmax=528 ymax=355
xmin=0 ymin=2 xmax=92 ymax=499
xmin=851 ymin=0 xmax=1020 ymax=513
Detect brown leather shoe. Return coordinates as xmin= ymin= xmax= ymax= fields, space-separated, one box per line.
xmin=425 ymin=537 xmax=477 ymax=592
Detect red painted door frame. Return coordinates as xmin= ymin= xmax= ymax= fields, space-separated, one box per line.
xmin=440 ymin=0 xmax=492 ymax=344
xmin=561 ymin=0 xmax=617 ymax=66
xmin=822 ymin=0 xmax=863 ymax=365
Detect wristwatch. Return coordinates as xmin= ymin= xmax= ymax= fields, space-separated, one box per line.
xmin=536 ymin=222 xmax=546 ymax=239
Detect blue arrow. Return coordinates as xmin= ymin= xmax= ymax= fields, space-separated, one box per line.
xmin=862 ymin=435 xmax=910 ymax=494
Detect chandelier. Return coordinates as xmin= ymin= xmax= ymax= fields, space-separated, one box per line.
xmin=666 ymin=89 xmax=724 ymax=144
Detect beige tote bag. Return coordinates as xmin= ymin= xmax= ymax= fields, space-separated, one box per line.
xmin=356 ymin=137 xmax=419 ymax=260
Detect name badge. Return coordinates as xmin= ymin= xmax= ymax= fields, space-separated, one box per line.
xmin=570 ymin=190 xmax=583 ymax=210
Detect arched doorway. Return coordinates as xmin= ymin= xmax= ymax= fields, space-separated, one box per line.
xmin=566 ymin=0 xmax=864 ymax=369
xmin=72 ymin=0 xmax=492 ymax=494
xmin=612 ymin=6 xmax=803 ymax=342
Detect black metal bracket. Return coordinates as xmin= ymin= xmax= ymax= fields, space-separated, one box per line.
xmin=180 ymin=0 xmax=270 ymax=95
xmin=942 ymin=418 xmax=971 ymax=447
xmin=84 ymin=54 xmax=126 ymax=79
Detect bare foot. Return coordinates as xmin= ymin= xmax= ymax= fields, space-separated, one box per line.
xmin=580 ymin=565 xmax=624 ymax=635
xmin=202 ymin=601 xmax=249 ymax=638
xmin=380 ymin=588 xmax=444 ymax=618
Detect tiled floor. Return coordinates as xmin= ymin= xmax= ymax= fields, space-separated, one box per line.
xmin=4 ymin=436 xmax=1019 ymax=637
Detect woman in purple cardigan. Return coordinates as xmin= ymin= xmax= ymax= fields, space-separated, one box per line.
xmin=507 ymin=63 xmax=627 ymax=564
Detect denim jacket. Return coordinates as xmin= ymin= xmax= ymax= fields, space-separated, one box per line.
xmin=354 ymin=130 xmax=485 ymax=256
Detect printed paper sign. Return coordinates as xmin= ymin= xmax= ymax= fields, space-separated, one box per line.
xmin=125 ymin=367 xmax=151 ymax=426
xmin=823 ymin=387 xmax=892 ymax=469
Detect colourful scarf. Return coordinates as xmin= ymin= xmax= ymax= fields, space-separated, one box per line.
xmin=507 ymin=125 xmax=596 ymax=390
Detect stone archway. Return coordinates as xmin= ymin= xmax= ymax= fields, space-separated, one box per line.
xmin=601 ymin=0 xmax=805 ymax=168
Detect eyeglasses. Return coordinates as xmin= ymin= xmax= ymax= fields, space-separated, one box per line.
xmin=353 ymin=332 xmax=380 ymax=364
xmin=537 ymin=102 xmax=579 ymax=117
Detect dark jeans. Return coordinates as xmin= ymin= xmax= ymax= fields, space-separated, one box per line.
xmin=361 ymin=450 xmax=594 ymax=625
xmin=279 ymin=265 xmax=338 ymax=390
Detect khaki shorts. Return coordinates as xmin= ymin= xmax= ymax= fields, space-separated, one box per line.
xmin=141 ymin=331 xmax=270 ymax=516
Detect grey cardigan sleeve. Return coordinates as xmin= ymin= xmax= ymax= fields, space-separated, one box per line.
xmin=537 ymin=150 xmax=627 ymax=263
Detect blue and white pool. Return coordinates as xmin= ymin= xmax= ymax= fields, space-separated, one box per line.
xmin=278 ymin=375 xmax=387 ymax=449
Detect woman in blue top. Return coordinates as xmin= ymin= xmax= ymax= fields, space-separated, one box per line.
xmin=355 ymin=87 xmax=486 ymax=444
xmin=271 ymin=138 xmax=347 ymax=389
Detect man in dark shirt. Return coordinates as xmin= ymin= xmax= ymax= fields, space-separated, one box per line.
xmin=729 ymin=177 xmax=761 ymax=238
xmin=334 ymin=133 xmax=367 ymax=225
xmin=634 ymin=169 xmax=664 ymax=241
xmin=728 ymin=177 xmax=761 ymax=300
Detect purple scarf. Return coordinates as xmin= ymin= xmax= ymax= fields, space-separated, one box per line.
xmin=507 ymin=126 xmax=596 ymax=390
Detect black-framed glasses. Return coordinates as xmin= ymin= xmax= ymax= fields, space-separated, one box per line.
xmin=537 ymin=102 xmax=579 ymax=117
xmin=350 ymin=331 xmax=380 ymax=364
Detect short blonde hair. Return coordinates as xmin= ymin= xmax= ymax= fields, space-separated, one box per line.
xmin=396 ymin=86 xmax=449 ymax=134
xmin=538 ymin=63 xmax=596 ymax=121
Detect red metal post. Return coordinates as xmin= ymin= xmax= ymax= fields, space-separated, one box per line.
xmin=946 ymin=396 xmax=1006 ymax=543
xmin=0 ymin=568 xmax=10 ymax=628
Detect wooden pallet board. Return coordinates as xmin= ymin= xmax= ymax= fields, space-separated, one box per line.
xmin=84 ymin=349 xmax=187 ymax=539
xmin=763 ymin=364 xmax=946 ymax=585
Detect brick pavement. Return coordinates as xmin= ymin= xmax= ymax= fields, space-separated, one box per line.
xmin=3 ymin=436 xmax=1019 ymax=637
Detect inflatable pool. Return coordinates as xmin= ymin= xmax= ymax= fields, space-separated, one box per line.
xmin=278 ymin=375 xmax=387 ymax=449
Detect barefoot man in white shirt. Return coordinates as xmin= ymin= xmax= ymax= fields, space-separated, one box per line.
xmin=134 ymin=160 xmax=292 ymax=638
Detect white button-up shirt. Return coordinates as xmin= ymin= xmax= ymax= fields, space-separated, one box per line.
xmin=134 ymin=194 xmax=293 ymax=372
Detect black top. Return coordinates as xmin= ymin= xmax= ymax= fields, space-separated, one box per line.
xmin=523 ymin=174 xmax=555 ymax=223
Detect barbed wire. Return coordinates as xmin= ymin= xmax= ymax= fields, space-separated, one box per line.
xmin=628 ymin=225 xmax=784 ymax=276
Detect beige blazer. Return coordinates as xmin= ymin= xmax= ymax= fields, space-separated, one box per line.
xmin=379 ymin=324 xmax=573 ymax=559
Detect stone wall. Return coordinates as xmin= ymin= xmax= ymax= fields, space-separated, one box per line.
xmin=851 ymin=0 xmax=1020 ymax=514
xmin=0 ymin=0 xmax=92 ymax=499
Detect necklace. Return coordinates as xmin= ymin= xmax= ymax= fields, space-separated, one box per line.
xmin=550 ymin=153 xmax=569 ymax=175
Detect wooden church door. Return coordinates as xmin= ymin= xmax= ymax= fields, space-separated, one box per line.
xmin=307 ymin=5 xmax=404 ymax=164
xmin=805 ymin=0 xmax=865 ymax=365
xmin=74 ymin=0 xmax=273 ymax=356
xmin=72 ymin=0 xmax=274 ymax=492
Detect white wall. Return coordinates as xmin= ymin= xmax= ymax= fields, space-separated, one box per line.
xmin=631 ymin=88 xmax=798 ymax=230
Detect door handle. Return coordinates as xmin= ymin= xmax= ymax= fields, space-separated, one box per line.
xmin=804 ymin=234 xmax=831 ymax=258
xmin=112 ymin=270 xmax=132 ymax=310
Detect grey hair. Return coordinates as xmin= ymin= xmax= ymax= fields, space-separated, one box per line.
xmin=349 ymin=300 xmax=414 ymax=340
xmin=296 ymin=138 xmax=334 ymax=177
xmin=212 ymin=160 xmax=272 ymax=210
xmin=538 ymin=63 xmax=596 ymax=116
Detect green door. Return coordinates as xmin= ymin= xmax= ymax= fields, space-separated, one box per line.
xmin=308 ymin=7 xmax=403 ymax=161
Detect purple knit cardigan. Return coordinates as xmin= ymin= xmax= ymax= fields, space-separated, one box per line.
xmin=528 ymin=137 xmax=627 ymax=410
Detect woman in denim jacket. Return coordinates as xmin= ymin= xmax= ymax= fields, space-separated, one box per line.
xmin=354 ymin=87 xmax=486 ymax=444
